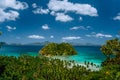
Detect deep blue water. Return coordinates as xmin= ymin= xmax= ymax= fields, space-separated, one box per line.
xmin=0 ymin=45 xmax=106 ymax=65
xmin=0 ymin=45 xmax=42 ymax=56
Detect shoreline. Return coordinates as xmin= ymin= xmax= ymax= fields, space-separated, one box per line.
xmin=47 ymin=55 xmax=101 ymax=71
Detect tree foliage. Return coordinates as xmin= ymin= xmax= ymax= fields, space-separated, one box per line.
xmin=101 ymin=38 xmax=120 ymax=66
xmin=100 ymin=38 xmax=120 ymax=58
xmin=0 ymin=55 xmax=91 ymax=80
xmin=40 ymin=43 xmax=77 ymax=56
xmin=0 ymin=55 xmax=119 ymax=80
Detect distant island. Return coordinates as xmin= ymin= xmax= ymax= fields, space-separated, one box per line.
xmin=0 ymin=41 xmax=101 ymax=46
xmin=39 ymin=43 xmax=77 ymax=56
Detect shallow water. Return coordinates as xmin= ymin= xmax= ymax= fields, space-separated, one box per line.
xmin=0 ymin=45 xmax=106 ymax=65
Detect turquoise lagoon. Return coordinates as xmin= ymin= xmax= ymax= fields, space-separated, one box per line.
xmin=0 ymin=45 xmax=105 ymax=66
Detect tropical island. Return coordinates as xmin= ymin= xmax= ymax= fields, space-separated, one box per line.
xmin=0 ymin=38 xmax=120 ymax=80
xmin=40 ymin=43 xmax=77 ymax=56
xmin=0 ymin=0 xmax=120 ymax=79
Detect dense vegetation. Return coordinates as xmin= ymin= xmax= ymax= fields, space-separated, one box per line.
xmin=40 ymin=43 xmax=77 ymax=56
xmin=0 ymin=55 xmax=119 ymax=80
xmin=0 ymin=55 xmax=120 ymax=80
xmin=100 ymin=38 xmax=120 ymax=66
xmin=101 ymin=38 xmax=120 ymax=59
xmin=0 ymin=39 xmax=120 ymax=80
xmin=0 ymin=55 xmax=91 ymax=80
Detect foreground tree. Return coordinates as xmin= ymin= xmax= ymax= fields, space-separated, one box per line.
xmin=101 ymin=38 xmax=120 ymax=66
xmin=100 ymin=38 xmax=120 ymax=59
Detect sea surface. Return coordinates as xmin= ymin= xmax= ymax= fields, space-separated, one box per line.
xmin=0 ymin=45 xmax=106 ymax=65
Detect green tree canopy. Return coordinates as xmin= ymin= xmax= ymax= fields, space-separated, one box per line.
xmin=39 ymin=43 xmax=77 ymax=56
xmin=100 ymin=38 xmax=120 ymax=58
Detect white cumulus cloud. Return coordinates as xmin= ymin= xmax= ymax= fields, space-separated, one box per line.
xmin=33 ymin=7 xmax=49 ymax=14
xmin=0 ymin=0 xmax=28 ymax=22
xmin=0 ymin=0 xmax=28 ymax=10
xmin=62 ymin=36 xmax=81 ymax=40
xmin=32 ymin=3 xmax=49 ymax=14
xmin=42 ymin=24 xmax=50 ymax=30
xmin=48 ymin=0 xmax=98 ymax=16
xmin=50 ymin=35 xmax=54 ymax=38
xmin=0 ymin=9 xmax=19 ymax=22
xmin=50 ymin=11 xmax=56 ymax=16
xmin=70 ymin=26 xmax=91 ymax=30
xmin=95 ymin=33 xmax=112 ymax=38
xmin=55 ymin=13 xmax=73 ymax=22
xmin=6 ymin=25 xmax=16 ymax=31
xmin=79 ymin=17 xmax=83 ymax=21
xmin=28 ymin=35 xmax=45 ymax=39
xmin=86 ymin=33 xmax=112 ymax=38
xmin=113 ymin=13 xmax=120 ymax=20
xmin=32 ymin=3 xmax=37 ymax=8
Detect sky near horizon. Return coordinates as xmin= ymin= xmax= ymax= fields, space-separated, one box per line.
xmin=0 ymin=0 xmax=120 ymax=44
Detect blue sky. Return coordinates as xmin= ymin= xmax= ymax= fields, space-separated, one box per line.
xmin=0 ymin=0 xmax=120 ymax=44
